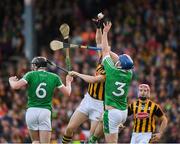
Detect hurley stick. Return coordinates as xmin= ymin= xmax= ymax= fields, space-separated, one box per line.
xmin=59 ymin=23 xmax=71 ymax=71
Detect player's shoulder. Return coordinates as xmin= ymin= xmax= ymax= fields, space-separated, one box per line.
xmin=45 ymin=71 xmax=60 ymax=78
xmin=148 ymin=99 xmax=160 ymax=107
xmin=118 ymin=69 xmax=133 ymax=79
xmin=24 ymin=70 xmax=35 ymax=76
xmin=148 ymin=99 xmax=156 ymax=104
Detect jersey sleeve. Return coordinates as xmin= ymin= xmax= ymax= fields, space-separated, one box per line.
xmin=128 ymin=103 xmax=133 ymax=116
xmin=102 ymin=55 xmax=116 ymax=72
xmin=56 ymin=75 xmax=63 ymax=88
xmin=154 ymin=104 xmax=164 ymax=117
xmin=22 ymin=72 xmax=31 ymax=83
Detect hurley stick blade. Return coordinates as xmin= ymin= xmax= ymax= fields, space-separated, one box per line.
xmin=59 ymin=23 xmax=70 ymax=39
xmin=50 ymin=40 xmax=64 ymax=51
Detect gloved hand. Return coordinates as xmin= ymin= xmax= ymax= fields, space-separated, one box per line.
xmin=92 ymin=12 xmax=104 ymax=28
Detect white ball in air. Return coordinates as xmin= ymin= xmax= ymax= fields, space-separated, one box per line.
xmin=97 ymin=13 xmax=104 ymax=19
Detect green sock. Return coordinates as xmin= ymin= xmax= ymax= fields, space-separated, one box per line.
xmin=88 ymin=135 xmax=99 ymax=143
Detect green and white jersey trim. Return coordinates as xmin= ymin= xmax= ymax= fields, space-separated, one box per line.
xmin=102 ymin=55 xmax=115 ymax=69
xmin=21 ymin=78 xmax=28 ymax=84
xmin=58 ymin=84 xmax=64 ymax=88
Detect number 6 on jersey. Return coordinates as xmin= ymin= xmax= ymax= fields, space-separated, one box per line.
xmin=36 ymin=82 xmax=47 ymax=98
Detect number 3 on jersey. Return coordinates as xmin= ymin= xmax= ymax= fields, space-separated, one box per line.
xmin=112 ymin=82 xmax=126 ymax=96
xmin=36 ymin=82 xmax=47 ymax=98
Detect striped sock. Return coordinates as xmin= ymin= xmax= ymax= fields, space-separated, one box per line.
xmin=62 ymin=135 xmax=72 ymax=144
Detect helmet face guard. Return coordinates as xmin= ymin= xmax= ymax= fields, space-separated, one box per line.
xmin=118 ymin=54 xmax=134 ymax=70
xmin=138 ymin=84 xmax=150 ymax=100
xmin=31 ymin=57 xmax=47 ymax=70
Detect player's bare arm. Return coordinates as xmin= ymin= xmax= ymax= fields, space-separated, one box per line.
xmin=58 ymin=74 xmax=73 ymax=96
xmin=151 ymin=115 xmax=168 ymax=142
xmin=109 ymin=51 xmax=119 ymax=63
xmin=95 ymin=21 xmax=118 ymax=62
xmin=102 ymin=21 xmax=112 ymax=57
xmin=69 ymin=71 xmax=105 ymax=83
xmin=9 ymin=76 xmax=27 ymax=89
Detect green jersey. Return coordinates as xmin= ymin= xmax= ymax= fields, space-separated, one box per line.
xmin=22 ymin=70 xmax=63 ymax=111
xmin=103 ymin=55 xmax=133 ymax=110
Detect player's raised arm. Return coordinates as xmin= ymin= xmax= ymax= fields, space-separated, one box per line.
xmin=58 ymin=74 xmax=73 ymax=96
xmin=92 ymin=12 xmax=103 ymax=58
xmin=69 ymin=71 xmax=105 ymax=83
xmin=102 ymin=21 xmax=112 ymax=57
xmin=9 ymin=76 xmax=27 ymax=89
xmin=95 ymin=20 xmax=102 ymax=48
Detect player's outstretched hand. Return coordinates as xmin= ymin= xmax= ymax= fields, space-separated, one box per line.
xmin=92 ymin=12 xmax=104 ymax=28
xmin=68 ymin=71 xmax=79 ymax=77
xmin=9 ymin=76 xmax=18 ymax=82
xmin=66 ymin=74 xmax=73 ymax=83
xmin=150 ymin=132 xmax=162 ymax=142
xmin=103 ymin=21 xmax=112 ymax=33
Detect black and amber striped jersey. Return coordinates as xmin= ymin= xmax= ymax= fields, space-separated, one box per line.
xmin=87 ymin=64 xmax=106 ymax=101
xmin=128 ymin=99 xmax=164 ymax=133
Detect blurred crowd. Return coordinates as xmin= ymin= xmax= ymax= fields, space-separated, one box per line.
xmin=0 ymin=0 xmax=180 ymax=143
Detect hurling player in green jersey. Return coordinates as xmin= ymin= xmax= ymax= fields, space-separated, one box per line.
xmin=101 ymin=22 xmax=134 ymax=143
xmin=9 ymin=57 xmax=73 ymax=144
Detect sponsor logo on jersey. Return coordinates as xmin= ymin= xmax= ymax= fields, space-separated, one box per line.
xmin=136 ymin=112 xmax=149 ymax=119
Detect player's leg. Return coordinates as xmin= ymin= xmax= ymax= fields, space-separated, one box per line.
xmin=62 ymin=110 xmax=88 ymax=143
xmin=62 ymin=93 xmax=91 ymax=143
xmin=28 ymin=130 xmax=40 ymax=143
xmin=90 ymin=120 xmax=99 ymax=135
xmin=103 ymin=109 xmax=127 ymax=143
xmin=88 ymin=97 xmax=104 ymax=143
xmin=39 ymin=131 xmax=51 ymax=143
xmin=25 ymin=108 xmax=40 ymax=143
xmin=88 ymin=95 xmax=104 ymax=143
xmin=89 ymin=106 xmax=103 ymax=135
xmin=88 ymin=121 xmax=104 ymax=143
xmin=38 ymin=108 xmax=52 ymax=143
xmin=105 ymin=133 xmax=118 ymax=143
xmin=103 ymin=109 xmax=118 ymax=142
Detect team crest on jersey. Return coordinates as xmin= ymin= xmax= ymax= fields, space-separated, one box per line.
xmin=136 ymin=112 xmax=149 ymax=119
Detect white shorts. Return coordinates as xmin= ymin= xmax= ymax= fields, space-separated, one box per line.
xmin=76 ymin=92 xmax=104 ymax=121
xmin=103 ymin=109 xmax=127 ymax=134
xmin=26 ymin=107 xmax=52 ymax=131
xmin=130 ymin=132 xmax=152 ymax=144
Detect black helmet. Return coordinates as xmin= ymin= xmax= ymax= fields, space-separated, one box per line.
xmin=31 ymin=57 xmax=47 ymax=69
